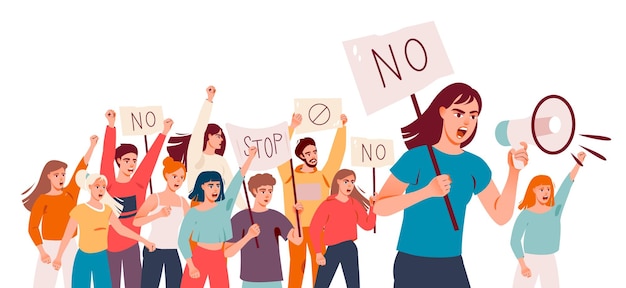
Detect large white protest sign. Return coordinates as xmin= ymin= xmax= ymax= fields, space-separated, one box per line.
xmin=119 ymin=106 xmax=164 ymax=136
xmin=351 ymin=137 xmax=394 ymax=168
xmin=343 ymin=21 xmax=453 ymax=115
xmin=226 ymin=122 xmax=292 ymax=171
xmin=294 ymin=98 xmax=343 ymax=134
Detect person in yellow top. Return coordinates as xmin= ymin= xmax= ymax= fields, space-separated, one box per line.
xmin=52 ymin=170 xmax=156 ymax=288
xmin=277 ymin=112 xmax=348 ymax=288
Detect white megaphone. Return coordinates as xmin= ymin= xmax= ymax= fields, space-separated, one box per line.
xmin=495 ymin=95 xmax=576 ymax=169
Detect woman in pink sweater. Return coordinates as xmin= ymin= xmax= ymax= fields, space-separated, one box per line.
xmin=309 ymin=168 xmax=376 ymax=288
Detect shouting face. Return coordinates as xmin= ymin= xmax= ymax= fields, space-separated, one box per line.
xmin=202 ymin=181 xmax=221 ymax=202
xmin=439 ymin=97 xmax=479 ymax=146
xmin=166 ymin=168 xmax=185 ymax=192
xmin=116 ymin=152 xmax=138 ymax=177
xmin=337 ymin=174 xmax=356 ymax=197
xmin=89 ymin=178 xmax=107 ymax=201
xmin=47 ymin=167 xmax=66 ymax=191
xmin=534 ymin=184 xmax=552 ymax=205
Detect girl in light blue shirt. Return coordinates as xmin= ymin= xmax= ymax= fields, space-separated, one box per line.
xmin=510 ymin=151 xmax=586 ymax=288
xmin=178 ymin=146 xmax=259 ymax=288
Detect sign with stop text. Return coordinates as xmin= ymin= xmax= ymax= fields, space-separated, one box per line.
xmin=294 ymin=98 xmax=343 ymax=134
xmin=119 ymin=106 xmax=164 ymax=136
xmin=343 ymin=21 xmax=453 ymax=115
xmin=351 ymin=137 xmax=394 ymax=168
xmin=226 ymin=122 xmax=292 ymax=171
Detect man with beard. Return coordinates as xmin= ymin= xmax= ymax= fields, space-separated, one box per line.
xmin=277 ymin=112 xmax=348 ymax=288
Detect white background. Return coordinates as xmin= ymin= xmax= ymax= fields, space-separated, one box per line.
xmin=1 ymin=1 xmax=623 ymax=287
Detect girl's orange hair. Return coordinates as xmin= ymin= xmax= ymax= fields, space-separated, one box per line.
xmin=518 ymin=175 xmax=555 ymax=210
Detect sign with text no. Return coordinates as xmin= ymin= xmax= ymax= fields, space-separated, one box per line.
xmin=343 ymin=21 xmax=453 ymax=115
xmin=351 ymin=137 xmax=394 ymax=168
xmin=119 ymin=106 xmax=164 ymax=136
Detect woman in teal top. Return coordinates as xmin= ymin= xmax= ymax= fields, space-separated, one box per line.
xmin=510 ymin=151 xmax=586 ymax=288
xmin=374 ymin=82 xmax=530 ymax=287
xmin=178 ymin=146 xmax=259 ymax=288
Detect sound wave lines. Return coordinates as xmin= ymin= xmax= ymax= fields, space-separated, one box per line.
xmin=580 ymin=134 xmax=611 ymax=141
xmin=576 ymin=133 xmax=611 ymax=162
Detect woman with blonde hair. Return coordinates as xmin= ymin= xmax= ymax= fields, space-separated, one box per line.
xmin=510 ymin=151 xmax=586 ymax=287
xmin=133 ymin=156 xmax=190 ymax=288
xmin=22 ymin=135 xmax=98 ymax=288
xmin=52 ymin=170 xmax=156 ymax=288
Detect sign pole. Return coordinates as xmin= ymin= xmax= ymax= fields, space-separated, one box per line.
xmin=411 ymin=93 xmax=459 ymax=231
xmin=241 ymin=177 xmax=260 ymax=248
xmin=289 ymin=159 xmax=302 ymax=237
xmin=144 ymin=135 xmax=153 ymax=194
xmin=372 ymin=167 xmax=376 ymax=234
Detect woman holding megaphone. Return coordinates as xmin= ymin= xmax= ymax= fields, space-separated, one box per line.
xmin=373 ymin=82 xmax=529 ymax=288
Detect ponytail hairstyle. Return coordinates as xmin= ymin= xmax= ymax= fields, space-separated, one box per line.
xmin=330 ymin=169 xmax=370 ymax=211
xmin=162 ymin=156 xmax=187 ymax=180
xmin=76 ymin=170 xmax=123 ymax=215
xmin=21 ymin=160 xmax=68 ymax=211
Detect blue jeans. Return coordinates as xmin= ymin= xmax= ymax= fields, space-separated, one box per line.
xmin=73 ymin=249 xmax=112 ymax=288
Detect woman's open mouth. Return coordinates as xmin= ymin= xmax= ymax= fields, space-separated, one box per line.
xmin=457 ymin=127 xmax=467 ymax=139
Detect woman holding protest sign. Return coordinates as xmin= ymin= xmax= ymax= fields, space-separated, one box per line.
xmin=373 ymin=82 xmax=529 ymax=287
xmin=310 ymin=168 xmax=376 ymax=288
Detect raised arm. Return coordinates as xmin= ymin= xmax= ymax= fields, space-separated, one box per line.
xmin=321 ymin=114 xmax=347 ymax=180
xmin=239 ymin=146 xmax=257 ymax=178
xmin=133 ymin=118 xmax=172 ymax=185
xmin=555 ymin=151 xmax=586 ymax=207
xmin=67 ymin=135 xmax=99 ymax=200
xmin=478 ymin=142 xmax=528 ymax=225
xmin=277 ymin=113 xmax=300 ymax=189
xmin=187 ymin=86 xmax=216 ymax=176
xmin=100 ymin=110 xmax=117 ymax=181
xmin=223 ymin=147 xmax=257 ymax=204
xmin=51 ymin=218 xmax=78 ymax=271
xmin=569 ymin=151 xmax=586 ymax=181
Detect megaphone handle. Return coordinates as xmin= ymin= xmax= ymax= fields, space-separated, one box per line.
xmin=512 ymin=143 xmax=526 ymax=170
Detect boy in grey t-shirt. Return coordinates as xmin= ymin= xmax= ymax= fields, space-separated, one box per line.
xmin=227 ymin=173 xmax=304 ymax=288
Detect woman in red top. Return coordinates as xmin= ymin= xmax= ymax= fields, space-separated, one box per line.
xmin=309 ymin=168 xmax=377 ymax=288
